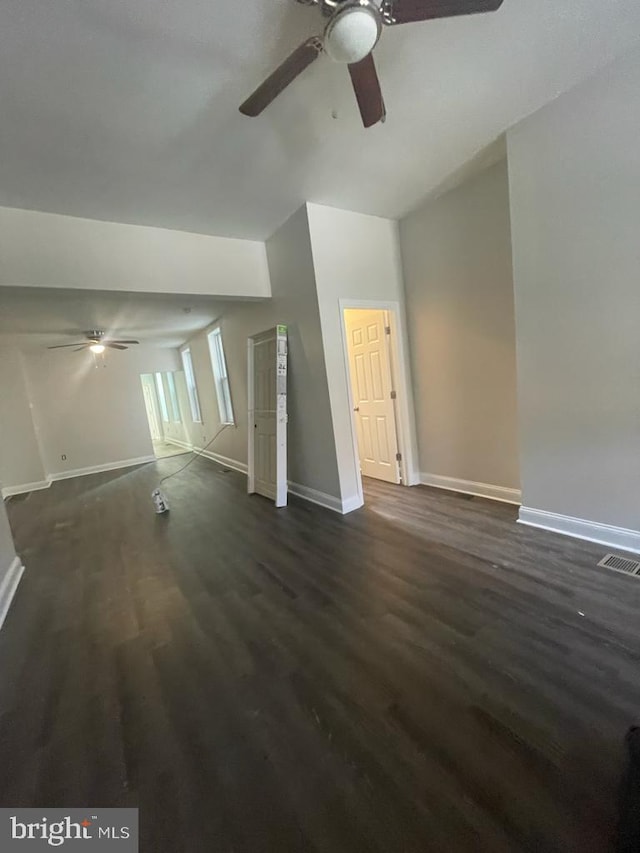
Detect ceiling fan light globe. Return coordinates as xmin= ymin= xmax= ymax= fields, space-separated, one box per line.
xmin=324 ymin=6 xmax=381 ymax=64
xmin=90 ymin=343 xmax=105 ymax=354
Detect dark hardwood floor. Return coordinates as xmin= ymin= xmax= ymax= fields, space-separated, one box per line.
xmin=2 ymin=459 xmax=640 ymax=852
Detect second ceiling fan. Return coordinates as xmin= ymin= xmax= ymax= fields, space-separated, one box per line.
xmin=240 ymin=0 xmax=504 ymax=128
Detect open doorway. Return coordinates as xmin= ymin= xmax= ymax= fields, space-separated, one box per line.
xmin=341 ymin=302 xmax=418 ymax=504
xmin=343 ymin=308 xmax=402 ymax=485
xmin=140 ymin=373 xmax=187 ymax=459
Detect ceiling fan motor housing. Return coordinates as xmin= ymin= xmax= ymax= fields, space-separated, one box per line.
xmin=323 ymin=0 xmax=383 ymax=64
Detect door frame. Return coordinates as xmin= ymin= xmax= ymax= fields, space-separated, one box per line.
xmin=339 ymin=299 xmax=419 ymax=503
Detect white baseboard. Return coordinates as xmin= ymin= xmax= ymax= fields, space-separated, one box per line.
xmin=0 ymin=556 xmax=25 ymax=631
xmin=164 ymin=439 xmax=249 ymax=476
xmin=288 ymin=482 xmax=357 ymax=514
xmin=341 ymin=493 xmax=365 ymax=514
xmin=518 ymin=507 xmax=640 ymax=555
xmin=49 ymin=455 xmax=156 ymax=482
xmin=2 ymin=478 xmax=52 ymax=499
xmin=164 ymin=438 xmax=193 ymax=450
xmin=198 ymin=448 xmax=248 ymax=475
xmin=164 ymin=445 xmax=353 ymax=514
xmin=419 ymin=472 xmax=521 ymax=505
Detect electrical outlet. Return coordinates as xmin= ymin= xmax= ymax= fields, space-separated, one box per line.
xmin=61 ymin=454 xmax=67 ymax=461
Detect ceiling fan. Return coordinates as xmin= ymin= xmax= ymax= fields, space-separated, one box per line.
xmin=47 ymin=330 xmax=140 ymax=353
xmin=239 ymin=0 xmax=504 ymax=128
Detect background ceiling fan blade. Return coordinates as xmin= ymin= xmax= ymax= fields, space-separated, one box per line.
xmin=74 ymin=346 xmax=89 ymax=352
xmin=348 ymin=54 xmax=386 ymax=128
xmin=389 ymin=0 xmax=503 ymax=24
xmin=105 ymin=339 xmax=140 ymax=345
xmin=239 ymin=37 xmax=323 ymax=117
xmin=104 ymin=343 xmax=128 ymax=350
xmin=47 ymin=343 xmax=86 ymax=349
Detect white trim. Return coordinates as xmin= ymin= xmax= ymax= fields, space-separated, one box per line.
xmin=163 ymin=439 xmax=249 ymax=475
xmin=518 ymin=507 xmax=640 ymax=555
xmin=2 ymin=478 xmax=52 ymax=499
xmin=164 ymin=438 xmax=193 ymax=451
xmin=341 ymin=493 xmax=365 ymax=514
xmin=0 ymin=556 xmax=25 ymax=631
xmin=420 ymin=472 xmax=522 ymax=505
xmin=49 ymin=455 xmax=156 ymax=482
xmin=288 ymin=482 xmax=362 ymax=514
xmin=198 ymin=448 xmax=248 ymax=475
xmin=339 ymin=299 xmax=420 ymax=499
xmin=164 ymin=445 xmax=354 ymax=514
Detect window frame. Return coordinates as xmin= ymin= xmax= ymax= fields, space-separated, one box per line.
xmin=207 ymin=326 xmax=235 ymax=426
xmin=180 ymin=347 xmax=202 ymax=424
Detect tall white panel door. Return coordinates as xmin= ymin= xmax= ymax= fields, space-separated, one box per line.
xmin=345 ymin=309 xmax=400 ymax=484
xmin=248 ymin=326 xmax=288 ymax=507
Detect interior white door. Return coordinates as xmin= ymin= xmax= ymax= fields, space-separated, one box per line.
xmin=345 ymin=309 xmax=400 ymax=484
xmin=248 ymin=326 xmax=288 ymax=507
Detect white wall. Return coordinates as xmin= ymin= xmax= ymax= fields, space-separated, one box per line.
xmin=508 ymin=44 xmax=640 ymax=536
xmin=22 ymin=346 xmax=180 ymax=477
xmin=0 ymin=207 xmax=271 ymax=298
xmin=306 ymin=202 xmax=418 ymax=508
xmin=399 ymin=161 xmax=520 ymax=496
xmin=0 ymin=347 xmax=47 ymax=491
xmin=178 ymin=206 xmax=342 ymax=504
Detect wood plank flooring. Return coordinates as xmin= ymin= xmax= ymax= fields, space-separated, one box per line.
xmin=2 ymin=459 xmax=640 ymax=852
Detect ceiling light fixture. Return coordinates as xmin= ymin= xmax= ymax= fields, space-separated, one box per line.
xmin=324 ymin=0 xmax=382 ymax=64
xmin=90 ymin=344 xmax=105 ymax=354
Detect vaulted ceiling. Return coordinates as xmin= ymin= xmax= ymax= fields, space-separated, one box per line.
xmin=1 ymin=0 xmax=639 ymax=239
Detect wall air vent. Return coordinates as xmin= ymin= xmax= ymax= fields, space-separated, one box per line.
xmin=597 ymin=554 xmax=640 ymax=577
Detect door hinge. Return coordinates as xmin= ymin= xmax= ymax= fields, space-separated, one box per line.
xmin=385 ymin=325 xmax=391 ymax=335
xmin=390 ymin=390 xmax=397 ymax=400
xmin=396 ymin=452 xmax=402 ymax=462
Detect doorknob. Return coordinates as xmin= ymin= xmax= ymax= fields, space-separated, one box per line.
xmin=353 ymin=407 xmax=360 ymax=412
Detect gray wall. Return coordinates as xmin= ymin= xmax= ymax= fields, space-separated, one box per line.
xmin=307 ymin=203 xmax=419 ymax=504
xmin=399 ymin=160 xmax=520 ymax=490
xmin=507 ymin=44 xmax=640 ymax=528
xmin=0 ymin=347 xmax=47 ymax=490
xmin=0 ymin=499 xmax=17 ymax=580
xmin=181 ymin=206 xmax=341 ymax=500
xmin=22 ymin=346 xmax=180 ymax=477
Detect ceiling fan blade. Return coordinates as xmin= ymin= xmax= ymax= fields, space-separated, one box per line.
xmin=104 ymin=343 xmax=128 ymax=350
xmin=105 ymin=339 xmax=139 ymax=345
xmin=47 ymin=343 xmax=87 ymax=349
xmin=74 ymin=346 xmax=89 ymax=352
xmin=389 ymin=0 xmax=503 ymax=24
xmin=239 ymin=37 xmax=323 ymax=117
xmin=348 ymin=54 xmax=386 ymax=129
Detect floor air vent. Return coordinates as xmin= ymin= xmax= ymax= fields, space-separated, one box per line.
xmin=597 ymin=554 xmax=640 ymax=577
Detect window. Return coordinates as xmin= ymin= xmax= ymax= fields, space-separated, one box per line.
xmin=155 ymin=372 xmax=169 ymax=422
xmin=181 ymin=347 xmax=202 ymax=423
xmin=207 ymin=327 xmax=234 ymax=425
xmin=166 ymin=372 xmax=181 ymax=422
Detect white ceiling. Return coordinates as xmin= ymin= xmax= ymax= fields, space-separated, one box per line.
xmin=1 ymin=0 xmax=639 ymax=240
xmin=0 ymin=287 xmax=247 ymax=349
